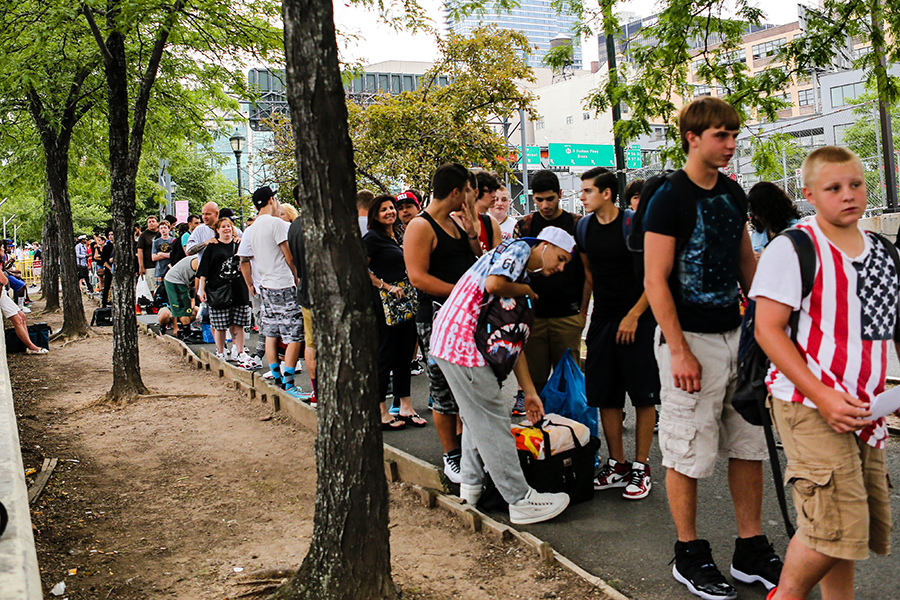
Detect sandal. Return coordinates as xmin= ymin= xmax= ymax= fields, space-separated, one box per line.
xmin=398 ymin=413 xmax=428 ymax=428
xmin=381 ymin=417 xmax=407 ymax=431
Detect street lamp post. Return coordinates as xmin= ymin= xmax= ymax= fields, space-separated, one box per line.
xmin=230 ymin=131 xmax=246 ymax=225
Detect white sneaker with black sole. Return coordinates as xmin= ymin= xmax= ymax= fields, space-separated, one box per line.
xmin=459 ymin=482 xmax=483 ymax=506
xmin=442 ymin=451 xmax=462 ymax=484
xmin=508 ymin=488 xmax=570 ymax=525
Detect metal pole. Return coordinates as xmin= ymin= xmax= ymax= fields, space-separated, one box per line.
xmin=236 ymin=153 xmax=244 ymax=225
xmin=873 ymin=0 xmax=898 ymax=212
xmin=604 ymin=10 xmax=627 ymax=203
xmin=781 ymin=144 xmax=788 ymax=190
xmin=519 ymin=108 xmax=529 ymax=212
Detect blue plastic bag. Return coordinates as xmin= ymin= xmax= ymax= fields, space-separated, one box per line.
xmin=539 ymin=352 xmax=599 ymax=438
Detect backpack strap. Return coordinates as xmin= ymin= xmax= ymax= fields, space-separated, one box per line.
xmin=574 ymin=212 xmax=591 ymax=250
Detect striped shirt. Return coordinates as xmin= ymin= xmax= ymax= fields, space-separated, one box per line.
xmin=750 ymin=219 xmax=898 ymax=449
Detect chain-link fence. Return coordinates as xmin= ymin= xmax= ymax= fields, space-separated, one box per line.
xmin=630 ymin=99 xmax=899 ymax=217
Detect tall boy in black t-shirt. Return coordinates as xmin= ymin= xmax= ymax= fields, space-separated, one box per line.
xmin=644 ymin=97 xmax=780 ymax=599
xmin=514 ymin=170 xmax=587 ymax=405
xmin=576 ymin=167 xmax=659 ymax=501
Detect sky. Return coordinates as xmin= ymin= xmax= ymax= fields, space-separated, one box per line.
xmin=332 ymin=0 xmax=805 ymax=67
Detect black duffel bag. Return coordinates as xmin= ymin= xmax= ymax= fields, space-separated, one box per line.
xmin=518 ymin=419 xmax=601 ymax=505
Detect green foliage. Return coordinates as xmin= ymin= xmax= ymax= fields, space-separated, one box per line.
xmin=263 ymin=25 xmax=536 ymax=195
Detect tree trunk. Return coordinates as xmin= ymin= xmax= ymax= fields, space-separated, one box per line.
xmin=102 ymin=28 xmax=148 ymax=402
xmin=41 ymin=190 xmax=61 ymax=311
xmin=272 ymin=0 xmax=397 ymax=598
xmin=44 ymin=140 xmax=90 ymax=338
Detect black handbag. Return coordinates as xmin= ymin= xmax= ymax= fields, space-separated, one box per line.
xmin=518 ymin=420 xmax=600 ymax=505
xmin=206 ymin=284 xmax=233 ymax=308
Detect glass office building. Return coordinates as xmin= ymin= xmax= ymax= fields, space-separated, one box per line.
xmin=444 ymin=0 xmax=582 ymax=70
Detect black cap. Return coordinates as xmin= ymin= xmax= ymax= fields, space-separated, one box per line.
xmin=219 ymin=208 xmax=235 ymax=220
xmin=252 ymin=186 xmax=275 ymax=209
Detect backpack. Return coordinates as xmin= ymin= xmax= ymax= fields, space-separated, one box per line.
xmin=626 ymin=169 xmax=747 ymax=279
xmin=473 ymin=240 xmax=536 ymax=383
xmin=574 ymin=208 xmax=634 ymax=251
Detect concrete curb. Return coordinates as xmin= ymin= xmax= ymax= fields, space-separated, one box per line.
xmin=144 ymin=325 xmax=630 ymax=599
xmin=0 ymin=321 xmax=43 ymax=599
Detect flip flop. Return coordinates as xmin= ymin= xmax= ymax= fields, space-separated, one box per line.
xmin=381 ymin=417 xmax=407 ymax=431
xmin=398 ymin=413 xmax=428 ymax=428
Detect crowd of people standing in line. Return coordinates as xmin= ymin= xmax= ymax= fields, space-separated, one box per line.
xmin=60 ymin=94 xmax=896 ymax=600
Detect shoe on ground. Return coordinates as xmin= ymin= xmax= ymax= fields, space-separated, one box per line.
xmin=19 ymin=306 xmax=31 ymax=314
xmin=309 ymin=391 xmax=317 ymax=409
xmin=672 ymin=539 xmax=737 ymax=600
xmin=410 ymin=360 xmax=424 ymax=376
xmin=249 ymin=355 xmax=264 ymax=369
xmin=594 ymin=458 xmax=631 ymax=490
xmin=229 ymin=345 xmax=240 ymax=362
xmin=623 ymin=461 xmax=652 ymax=500
xmin=26 ymin=347 xmax=48 ymax=355
xmin=388 ymin=403 xmax=400 ymax=415
xmin=280 ymin=385 xmax=307 ymax=400
xmin=460 ymin=482 xmax=483 ymax=506
xmin=215 ymin=351 xmax=226 ymax=361
xmin=508 ymin=488 xmax=570 ymax=525
xmin=730 ymin=534 xmax=782 ymax=591
xmin=511 ymin=390 xmax=526 ymax=416
xmin=443 ymin=451 xmax=462 ymax=484
xmin=262 ymin=370 xmax=274 ymax=379
xmin=236 ymin=353 xmax=255 ymax=370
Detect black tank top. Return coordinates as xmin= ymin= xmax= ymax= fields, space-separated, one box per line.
xmin=417 ymin=212 xmax=476 ymax=322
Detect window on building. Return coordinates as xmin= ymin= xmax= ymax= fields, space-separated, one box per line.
xmin=751 ymin=38 xmax=786 ymax=60
xmin=790 ymin=128 xmax=825 ymax=148
xmin=833 ymin=123 xmax=850 ymax=145
xmin=831 ymin=82 xmax=866 ymax=107
xmin=798 ymin=88 xmax=816 ymax=107
xmin=721 ymin=48 xmax=747 ymax=65
xmin=566 ymin=115 xmax=574 ymax=125
xmin=378 ymin=74 xmax=389 ymax=92
xmin=583 ymin=112 xmax=591 ymax=121
xmin=535 ymin=117 xmax=545 ymax=130
xmin=365 ymin=74 xmax=376 ymax=92
xmin=694 ymin=84 xmax=711 ymax=97
xmin=438 ymin=76 xmax=449 ymax=87
xmin=391 ymin=75 xmax=402 ymax=94
xmin=403 ymin=75 xmax=414 ymax=91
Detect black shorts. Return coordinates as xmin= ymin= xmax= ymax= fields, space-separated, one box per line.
xmin=584 ymin=317 xmax=660 ymax=409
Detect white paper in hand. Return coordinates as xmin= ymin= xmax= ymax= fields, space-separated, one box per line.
xmin=866 ymin=386 xmax=900 ymax=420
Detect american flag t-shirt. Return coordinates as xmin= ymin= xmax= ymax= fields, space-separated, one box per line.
xmin=763 ymin=220 xmax=898 ymax=449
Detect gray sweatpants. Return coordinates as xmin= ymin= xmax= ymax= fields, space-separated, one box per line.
xmin=435 ymin=358 xmax=530 ymax=504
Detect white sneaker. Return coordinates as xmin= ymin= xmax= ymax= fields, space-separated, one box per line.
xmin=19 ymin=306 xmax=31 ymax=314
xmin=236 ymin=353 xmax=254 ymax=369
xmin=229 ymin=345 xmax=240 ymax=362
xmin=26 ymin=347 xmax=48 ymax=355
xmin=214 ymin=351 xmax=226 ymax=361
xmin=508 ymin=488 xmax=570 ymax=525
xmin=262 ymin=370 xmax=274 ymax=379
xmin=460 ymin=482 xmax=483 ymax=506
xmin=442 ymin=452 xmax=462 ymax=484
xmin=249 ymin=355 xmax=264 ymax=369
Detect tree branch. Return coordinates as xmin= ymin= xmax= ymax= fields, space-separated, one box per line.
xmin=81 ymin=3 xmax=113 ymax=66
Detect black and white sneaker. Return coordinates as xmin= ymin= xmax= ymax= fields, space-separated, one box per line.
xmin=672 ymin=539 xmax=737 ymax=600
xmin=443 ymin=450 xmax=462 ymax=484
xmin=410 ymin=360 xmax=424 ymax=376
xmin=730 ymin=535 xmax=782 ymax=591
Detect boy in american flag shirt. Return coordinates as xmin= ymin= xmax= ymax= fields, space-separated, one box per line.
xmin=752 ymin=146 xmax=897 ymax=600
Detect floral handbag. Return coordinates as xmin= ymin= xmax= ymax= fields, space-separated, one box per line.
xmin=379 ymin=278 xmax=418 ymax=326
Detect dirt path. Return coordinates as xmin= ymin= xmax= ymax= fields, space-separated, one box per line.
xmin=13 ymin=299 xmax=606 ymax=600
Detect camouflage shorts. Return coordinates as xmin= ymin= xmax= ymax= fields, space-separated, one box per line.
xmin=259 ymin=286 xmax=304 ymax=345
xmin=417 ymin=318 xmax=458 ymax=415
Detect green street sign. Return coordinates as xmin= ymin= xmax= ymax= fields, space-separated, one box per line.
xmin=548 ymin=143 xmax=615 ymax=167
xmin=524 ymin=146 xmax=541 ymax=166
xmin=625 ymin=145 xmax=642 ymax=169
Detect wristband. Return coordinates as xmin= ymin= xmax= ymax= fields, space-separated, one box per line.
xmin=468 ymin=235 xmax=477 ymax=240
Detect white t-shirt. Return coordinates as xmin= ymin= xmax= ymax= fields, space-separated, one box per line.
xmin=237 ymin=214 xmax=294 ymax=289
xmin=236 ymin=235 xmax=262 ymax=291
xmin=496 ymin=215 xmax=518 ymax=241
xmin=358 ymin=216 xmax=368 ymax=237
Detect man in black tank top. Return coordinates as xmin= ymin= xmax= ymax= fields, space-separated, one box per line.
xmin=404 ymin=163 xmax=482 ymax=484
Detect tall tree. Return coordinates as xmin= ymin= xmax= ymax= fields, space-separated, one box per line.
xmin=0 ymin=2 xmax=101 ymax=332
xmin=81 ymin=0 xmax=282 ymax=402
xmin=272 ymin=0 xmax=396 ymax=597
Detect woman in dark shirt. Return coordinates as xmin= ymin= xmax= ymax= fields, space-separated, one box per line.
xmin=197 ymin=218 xmax=251 ymax=364
xmin=364 ymin=195 xmax=426 ymax=430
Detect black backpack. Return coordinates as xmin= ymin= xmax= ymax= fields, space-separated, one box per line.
xmin=626 ymin=169 xmax=747 ymax=279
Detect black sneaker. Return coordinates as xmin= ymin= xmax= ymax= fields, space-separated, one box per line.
xmin=410 ymin=360 xmax=424 ymax=376
xmin=511 ymin=390 xmax=526 ymax=416
xmin=730 ymin=535 xmax=782 ymax=591
xmin=672 ymin=539 xmax=737 ymax=600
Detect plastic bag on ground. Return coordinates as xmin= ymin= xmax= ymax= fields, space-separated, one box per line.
xmin=538 ymin=351 xmax=599 ymax=438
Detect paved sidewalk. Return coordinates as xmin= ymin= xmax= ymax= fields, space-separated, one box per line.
xmin=143 ymin=316 xmax=900 ymax=599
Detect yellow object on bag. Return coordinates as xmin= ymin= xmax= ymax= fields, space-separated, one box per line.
xmin=511 ymin=413 xmax=590 ymax=460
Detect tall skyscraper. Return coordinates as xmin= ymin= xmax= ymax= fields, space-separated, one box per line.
xmin=444 ymin=0 xmax=583 ymax=70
